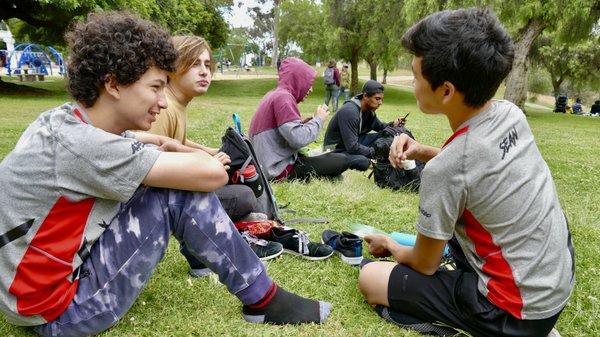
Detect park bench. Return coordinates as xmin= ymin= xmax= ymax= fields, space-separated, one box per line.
xmin=13 ymin=68 xmax=45 ymax=82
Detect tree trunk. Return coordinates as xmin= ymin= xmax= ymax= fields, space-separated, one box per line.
xmin=369 ymin=61 xmax=377 ymax=81
xmin=350 ymin=52 xmax=359 ymax=96
xmin=503 ymin=19 xmax=546 ymax=112
xmin=551 ymin=78 xmax=564 ymax=97
xmin=382 ymin=69 xmax=388 ymax=84
xmin=270 ymin=0 xmax=280 ymax=67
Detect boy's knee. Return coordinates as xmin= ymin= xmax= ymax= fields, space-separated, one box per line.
xmin=358 ymin=262 xmax=395 ymax=306
xmin=358 ymin=264 xmax=378 ymax=301
xmin=348 ymin=155 xmax=371 ymax=171
xmin=236 ymin=186 xmax=258 ymax=212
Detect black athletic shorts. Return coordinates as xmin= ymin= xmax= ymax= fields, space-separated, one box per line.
xmin=386 ymin=263 xmax=561 ymax=337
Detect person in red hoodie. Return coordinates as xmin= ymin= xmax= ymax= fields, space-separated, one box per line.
xmin=249 ymin=57 xmax=350 ymax=181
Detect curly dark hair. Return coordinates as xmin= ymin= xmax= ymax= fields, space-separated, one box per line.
xmin=402 ymin=7 xmax=514 ymax=108
xmin=65 ymin=11 xmax=177 ymax=107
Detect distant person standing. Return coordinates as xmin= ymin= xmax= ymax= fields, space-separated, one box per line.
xmin=339 ymin=64 xmax=351 ymax=104
xmin=323 ymin=59 xmax=341 ymax=112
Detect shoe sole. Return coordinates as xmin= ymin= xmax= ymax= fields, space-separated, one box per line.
xmin=283 ymin=248 xmax=334 ymax=261
xmin=320 ymin=239 xmax=363 ymax=265
xmin=259 ymin=248 xmax=284 ymax=261
xmin=338 ymin=252 xmax=363 ymax=266
xmin=189 ymin=268 xmax=212 ymax=278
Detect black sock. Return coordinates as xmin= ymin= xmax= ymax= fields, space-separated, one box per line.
xmin=243 ymin=286 xmax=332 ymax=325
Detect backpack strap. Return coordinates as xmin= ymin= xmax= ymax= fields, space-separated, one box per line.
xmin=367 ymin=160 xmax=377 ymax=180
xmin=238 ymin=156 xmax=253 ymax=183
xmin=284 ymin=217 xmax=330 ymax=224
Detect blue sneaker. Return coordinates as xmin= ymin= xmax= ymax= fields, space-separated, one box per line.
xmin=321 ymin=230 xmax=363 ymax=265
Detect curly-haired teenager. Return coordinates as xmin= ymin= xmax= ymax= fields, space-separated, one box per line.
xmin=358 ymin=8 xmax=573 ymax=337
xmin=0 ymin=12 xmax=331 ymax=337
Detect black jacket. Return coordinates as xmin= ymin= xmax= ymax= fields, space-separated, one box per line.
xmin=323 ymin=96 xmax=387 ymax=157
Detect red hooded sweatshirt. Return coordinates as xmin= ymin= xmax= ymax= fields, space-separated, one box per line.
xmin=249 ymin=58 xmax=324 ymax=179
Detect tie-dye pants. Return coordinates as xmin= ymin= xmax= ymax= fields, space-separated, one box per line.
xmin=34 ymin=187 xmax=272 ymax=337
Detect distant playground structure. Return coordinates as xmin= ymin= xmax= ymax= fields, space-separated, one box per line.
xmin=0 ymin=20 xmax=65 ymax=81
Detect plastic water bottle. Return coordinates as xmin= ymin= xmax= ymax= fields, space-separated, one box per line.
xmin=240 ymin=165 xmax=263 ymax=198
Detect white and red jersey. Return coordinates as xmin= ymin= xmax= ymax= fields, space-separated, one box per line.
xmin=417 ymin=100 xmax=575 ymax=320
xmin=0 ymin=104 xmax=159 ymax=325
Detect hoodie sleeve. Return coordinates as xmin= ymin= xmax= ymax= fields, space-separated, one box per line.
xmin=338 ymin=107 xmax=374 ymax=157
xmin=272 ymin=93 xmax=323 ymax=150
xmin=371 ymin=114 xmax=389 ymax=132
xmin=278 ymin=118 xmax=323 ymax=150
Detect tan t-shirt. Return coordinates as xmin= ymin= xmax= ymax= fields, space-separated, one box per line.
xmin=147 ymin=87 xmax=188 ymax=144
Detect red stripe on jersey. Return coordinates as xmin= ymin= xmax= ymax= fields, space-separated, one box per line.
xmin=9 ymin=196 xmax=94 ymax=321
xmin=72 ymin=108 xmax=88 ymax=124
xmin=461 ymin=209 xmax=523 ymax=319
xmin=443 ymin=125 xmax=469 ymax=148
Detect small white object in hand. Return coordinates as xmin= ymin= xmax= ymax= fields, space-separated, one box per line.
xmin=401 ymin=160 xmax=416 ymax=170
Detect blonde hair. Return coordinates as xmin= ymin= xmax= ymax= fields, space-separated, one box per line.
xmin=172 ymin=35 xmax=215 ymax=75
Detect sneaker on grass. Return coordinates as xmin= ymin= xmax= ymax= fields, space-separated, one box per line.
xmin=269 ymin=227 xmax=334 ymax=261
xmin=240 ymin=231 xmax=284 ymax=261
xmin=321 ymin=230 xmax=363 ymax=265
xmin=189 ymin=232 xmax=284 ymax=278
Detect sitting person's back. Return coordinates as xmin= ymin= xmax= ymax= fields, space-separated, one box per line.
xmin=591 ymin=100 xmax=600 ymax=114
xmin=572 ymin=98 xmax=583 ymax=113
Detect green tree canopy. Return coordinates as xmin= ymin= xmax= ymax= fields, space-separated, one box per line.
xmin=278 ymin=0 xmax=334 ymax=65
xmin=1 ymin=0 xmax=231 ymax=49
xmin=531 ymin=35 xmax=600 ymax=96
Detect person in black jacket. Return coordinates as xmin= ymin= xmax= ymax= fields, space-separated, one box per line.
xmin=591 ymin=100 xmax=600 ymax=115
xmin=323 ymin=80 xmax=401 ymax=170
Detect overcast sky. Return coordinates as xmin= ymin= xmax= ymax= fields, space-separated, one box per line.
xmin=223 ymin=1 xmax=273 ymax=28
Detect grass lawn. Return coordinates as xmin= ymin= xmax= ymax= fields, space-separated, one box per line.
xmin=0 ymin=77 xmax=599 ymax=337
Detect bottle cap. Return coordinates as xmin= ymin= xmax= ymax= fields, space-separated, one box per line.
xmin=242 ymin=165 xmax=257 ymax=178
xmin=401 ymin=160 xmax=416 ymax=170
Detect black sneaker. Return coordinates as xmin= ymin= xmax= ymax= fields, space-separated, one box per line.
xmin=189 ymin=232 xmax=284 ymax=278
xmin=240 ymin=231 xmax=284 ymax=261
xmin=269 ymin=227 xmax=334 ymax=261
xmin=321 ymin=230 xmax=363 ymax=265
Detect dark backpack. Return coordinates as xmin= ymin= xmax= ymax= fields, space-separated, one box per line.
xmin=323 ymin=67 xmax=335 ymax=85
xmin=220 ymin=124 xmax=328 ymax=224
xmin=220 ymin=127 xmax=282 ymax=222
xmin=369 ymin=125 xmax=425 ymax=192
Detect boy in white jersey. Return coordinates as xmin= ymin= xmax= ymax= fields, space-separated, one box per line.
xmin=357 ymin=7 xmax=574 ymax=337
